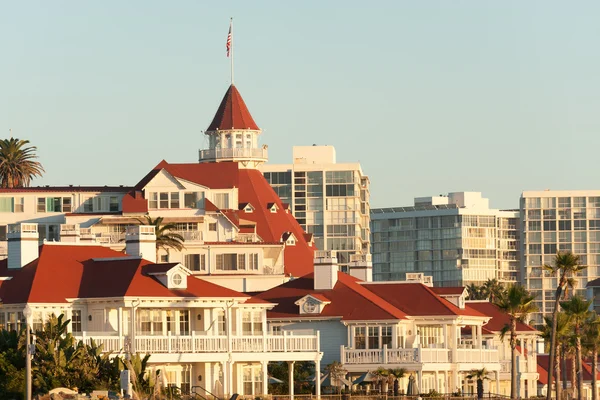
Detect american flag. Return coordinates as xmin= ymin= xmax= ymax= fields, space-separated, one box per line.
xmin=226 ymin=22 xmax=232 ymax=57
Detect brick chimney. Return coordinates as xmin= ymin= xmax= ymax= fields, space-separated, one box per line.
xmin=8 ymin=223 xmax=39 ymax=269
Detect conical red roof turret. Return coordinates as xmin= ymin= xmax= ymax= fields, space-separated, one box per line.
xmin=207 ymin=84 xmax=259 ymax=131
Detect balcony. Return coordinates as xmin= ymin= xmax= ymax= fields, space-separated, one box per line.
xmin=342 ymin=346 xmax=498 ymax=365
xmin=75 ymin=331 xmax=319 ymax=356
xmin=199 ymin=147 xmax=268 ymax=163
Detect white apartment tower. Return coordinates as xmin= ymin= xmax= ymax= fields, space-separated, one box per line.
xmin=371 ymin=192 xmax=520 ymax=287
xmin=260 ymin=145 xmax=370 ymax=270
xmin=521 ymin=190 xmax=600 ymax=326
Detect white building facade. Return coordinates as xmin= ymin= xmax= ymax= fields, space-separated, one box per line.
xmin=371 ymin=192 xmax=520 ymax=287
xmin=520 ymin=190 xmax=600 ymax=326
xmin=260 ymin=146 xmax=371 ymax=270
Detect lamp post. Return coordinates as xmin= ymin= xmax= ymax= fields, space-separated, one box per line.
xmin=23 ymin=304 xmax=33 ymax=400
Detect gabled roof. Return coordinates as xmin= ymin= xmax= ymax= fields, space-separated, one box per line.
xmin=207 ymin=85 xmax=259 ymax=131
xmin=431 ymin=287 xmax=466 ymax=296
xmin=466 ymin=301 xmax=538 ymax=333
xmin=0 ymin=244 xmax=250 ymax=304
xmin=362 ymin=283 xmax=485 ymax=317
xmin=256 ymin=272 xmax=408 ymax=321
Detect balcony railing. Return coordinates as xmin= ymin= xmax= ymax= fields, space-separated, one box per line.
xmin=342 ymin=346 xmax=499 ymax=365
xmin=199 ymin=147 xmax=268 ymax=162
xmin=172 ymin=230 xmax=203 ymax=242
xmin=75 ymin=332 xmax=319 ymax=354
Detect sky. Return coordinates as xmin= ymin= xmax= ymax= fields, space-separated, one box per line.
xmin=1 ymin=1 xmax=599 ymax=210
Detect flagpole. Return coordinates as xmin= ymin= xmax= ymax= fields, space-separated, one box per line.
xmin=230 ymin=17 xmax=234 ymax=85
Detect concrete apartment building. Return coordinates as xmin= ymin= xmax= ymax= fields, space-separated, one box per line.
xmin=371 ymin=192 xmax=520 ymax=287
xmin=520 ymin=190 xmax=600 ymax=326
xmin=260 ymin=145 xmax=370 ymax=270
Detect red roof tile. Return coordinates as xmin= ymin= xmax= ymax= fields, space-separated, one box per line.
xmin=431 ymin=287 xmax=466 ymax=295
xmin=466 ymin=301 xmax=538 ymax=333
xmin=207 ymin=85 xmax=259 ymax=131
xmin=256 ymin=272 xmax=407 ymax=321
xmin=537 ymin=355 xmax=600 ymax=385
xmin=362 ymin=283 xmax=486 ymax=317
xmin=0 ymin=244 xmax=250 ymax=303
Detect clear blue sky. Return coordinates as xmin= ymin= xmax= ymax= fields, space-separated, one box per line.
xmin=1 ymin=1 xmax=599 ymax=209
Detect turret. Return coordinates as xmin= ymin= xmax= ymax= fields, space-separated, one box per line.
xmin=199 ymin=84 xmax=267 ymax=168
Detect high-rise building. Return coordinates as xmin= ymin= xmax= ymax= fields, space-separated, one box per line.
xmin=520 ymin=190 xmax=600 ymax=326
xmin=371 ymin=192 xmax=520 ymax=287
xmin=260 ymin=146 xmax=370 ymax=270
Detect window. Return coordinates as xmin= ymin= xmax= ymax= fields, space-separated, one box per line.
xmin=172 ymin=273 xmax=183 ymax=285
xmin=0 ymin=225 xmax=7 ymax=241
xmin=179 ymin=310 xmax=190 ymax=335
xmin=242 ymin=365 xmax=263 ymax=396
xmin=248 ymin=253 xmax=259 ymax=270
xmin=185 ymin=254 xmax=206 ymax=271
xmin=214 ymin=193 xmax=230 ymax=209
xmin=238 ymin=254 xmax=246 ymax=270
xmin=181 ymin=369 xmax=191 ymax=394
xmin=6 ymin=312 xmax=16 ymax=331
xmin=209 ymin=223 xmax=217 ymax=232
xmin=184 ymin=192 xmax=200 ymax=209
xmin=72 ymin=310 xmax=82 ymax=333
xmin=33 ymin=312 xmax=43 ymax=332
xmin=138 ymin=310 xmax=163 ymax=335
xmin=37 ymin=198 xmax=46 ymax=212
xmin=382 ymin=326 xmax=393 ymax=347
xmin=0 ymin=313 xmax=4 ymax=330
xmin=159 ymin=193 xmax=169 ymax=209
xmin=242 ymin=311 xmax=263 ymax=335
xmin=83 ymin=198 xmax=93 ymax=212
xmin=354 ymin=327 xmax=366 ymax=349
xmin=216 ymin=254 xmax=238 ymax=270
xmin=160 ymin=254 xmax=169 ymax=263
xmin=0 ymin=197 xmax=13 ymax=212
xmin=149 ymin=193 xmax=158 ymax=209
xmin=419 ymin=325 xmax=444 ymax=348
xmin=218 ymin=310 xmax=226 ymax=335
xmin=14 ymin=197 xmax=24 ymax=212
xmin=170 ymin=192 xmax=180 ymax=209
xmin=368 ymin=327 xmax=380 ymax=349
xmin=109 ymin=196 xmax=119 ymax=212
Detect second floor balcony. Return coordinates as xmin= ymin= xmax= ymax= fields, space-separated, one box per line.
xmin=342 ymin=345 xmax=499 ymax=367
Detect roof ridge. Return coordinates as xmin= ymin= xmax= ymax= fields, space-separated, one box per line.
xmin=338 ymin=273 xmax=407 ymax=320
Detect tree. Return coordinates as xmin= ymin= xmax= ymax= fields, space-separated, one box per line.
xmin=561 ymin=295 xmax=592 ymax=400
xmin=466 ymin=368 xmax=490 ymax=400
xmin=583 ymin=314 xmax=600 ymax=400
xmin=541 ymin=312 xmax=572 ymax=400
xmin=325 ymin=361 xmax=348 ymax=393
xmin=494 ymin=284 xmax=538 ymax=399
xmin=137 ymin=216 xmax=185 ymax=261
xmin=0 ymin=137 xmax=44 ymax=188
xmin=544 ymin=251 xmax=587 ymax=400
xmin=467 ymin=283 xmax=486 ymax=300
xmin=482 ymin=279 xmax=505 ymax=302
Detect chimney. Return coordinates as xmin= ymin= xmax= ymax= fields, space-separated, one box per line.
xmin=59 ymin=224 xmax=80 ymax=243
xmin=314 ymin=250 xmax=339 ymax=290
xmin=125 ymin=225 xmax=156 ymax=263
xmin=8 ymin=223 xmax=39 ymax=269
xmin=348 ymin=254 xmax=373 ymax=282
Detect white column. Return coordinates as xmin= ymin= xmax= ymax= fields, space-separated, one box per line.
xmin=262 ymin=361 xmax=269 ymax=395
xmin=477 ymin=325 xmax=483 ymax=349
xmin=315 ymin=359 xmax=321 ymax=399
xmin=495 ymin=371 xmax=500 ymax=395
xmin=118 ymin=307 xmax=123 ymax=349
xmin=435 ymin=371 xmax=439 ymax=392
xmin=417 ymin=370 xmax=423 ymax=395
xmin=221 ymin=362 xmax=228 ymax=399
xmin=288 ymin=361 xmax=295 ymax=400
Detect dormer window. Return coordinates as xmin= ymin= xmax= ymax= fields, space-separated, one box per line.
xmin=240 ymin=203 xmax=255 ymax=213
xmin=268 ymin=203 xmax=279 ymax=213
xmin=143 ymin=263 xmax=191 ymax=290
xmin=172 ymin=273 xmax=183 ymax=286
xmin=282 ymin=232 xmax=296 ymax=246
xmin=295 ymin=294 xmax=331 ymax=315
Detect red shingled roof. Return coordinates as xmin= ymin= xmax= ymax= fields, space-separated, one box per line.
xmin=207 ymin=85 xmax=259 ymax=131
xmin=255 ymin=272 xmax=407 ymax=321
xmin=362 ymin=283 xmax=486 ymax=317
xmin=537 ymin=355 xmax=600 ymax=385
xmin=0 ymin=244 xmax=252 ymax=304
xmin=466 ymin=301 xmax=538 ymax=333
xmin=431 ymin=287 xmax=466 ymax=295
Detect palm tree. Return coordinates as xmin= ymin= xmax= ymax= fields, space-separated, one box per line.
xmin=325 ymin=361 xmax=347 ymax=393
xmin=137 ymin=216 xmax=185 ymax=261
xmin=494 ymin=284 xmax=538 ymax=399
xmin=561 ymin=295 xmax=592 ymax=400
xmin=541 ymin=313 xmax=572 ymax=400
xmin=467 ymin=283 xmax=485 ymax=300
xmin=482 ymin=279 xmax=505 ymax=302
xmin=544 ymin=251 xmax=587 ymax=400
xmin=466 ymin=368 xmax=490 ymax=400
xmin=583 ymin=314 xmax=600 ymax=400
xmin=0 ymin=137 xmax=45 ymax=188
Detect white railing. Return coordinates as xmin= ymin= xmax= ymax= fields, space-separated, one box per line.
xmin=172 ymin=230 xmax=203 ymax=241
xmin=74 ymin=332 xmax=318 ymax=354
xmin=199 ymin=147 xmax=268 ymax=162
xmin=343 ymin=349 xmax=384 ymax=364
xmin=387 ymin=348 xmax=419 ymax=363
xmin=420 ymin=348 xmax=450 ymax=363
xmin=454 ymin=348 xmax=499 ymax=363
